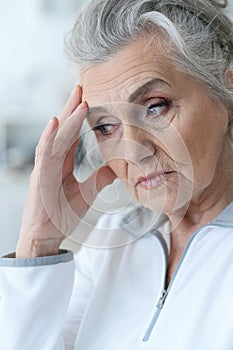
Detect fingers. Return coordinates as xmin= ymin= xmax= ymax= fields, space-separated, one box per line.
xmin=60 ymin=85 xmax=82 ymax=123
xmin=35 ymin=83 xmax=85 ymax=166
xmin=35 ymin=97 xmax=87 ymax=175
xmin=62 ymin=140 xmax=79 ymax=179
xmin=35 ymin=117 xmax=59 ymax=166
xmin=52 ymin=101 xmax=87 ymax=159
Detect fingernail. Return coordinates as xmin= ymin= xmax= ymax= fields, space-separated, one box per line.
xmin=47 ymin=118 xmax=53 ymax=126
xmin=72 ymin=86 xmax=78 ymax=95
xmin=45 ymin=117 xmax=54 ymax=132
xmin=71 ymin=85 xmax=82 ymax=103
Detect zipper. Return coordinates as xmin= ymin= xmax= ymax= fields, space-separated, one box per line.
xmin=156 ymin=288 xmax=168 ymax=309
xmin=142 ymin=287 xmax=168 ymax=341
xmin=142 ymin=222 xmax=225 ymax=342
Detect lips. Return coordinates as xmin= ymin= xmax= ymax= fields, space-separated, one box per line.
xmin=137 ymin=171 xmax=175 ymax=189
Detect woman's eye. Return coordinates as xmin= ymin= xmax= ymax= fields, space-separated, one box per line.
xmin=147 ymin=100 xmax=170 ymax=117
xmin=93 ymin=124 xmax=119 ymax=135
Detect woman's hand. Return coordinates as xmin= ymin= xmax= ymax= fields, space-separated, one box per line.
xmin=16 ymin=86 xmax=116 ymax=258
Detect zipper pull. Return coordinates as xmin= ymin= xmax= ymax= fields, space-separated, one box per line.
xmin=156 ymin=288 xmax=167 ymax=309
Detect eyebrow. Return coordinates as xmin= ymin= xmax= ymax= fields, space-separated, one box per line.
xmin=86 ymin=106 xmax=110 ymax=123
xmin=87 ymin=106 xmax=109 ymax=115
xmin=128 ymin=78 xmax=170 ymax=103
xmin=86 ymin=77 xmax=170 ymax=122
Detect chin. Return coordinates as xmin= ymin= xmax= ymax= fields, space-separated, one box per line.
xmin=133 ymin=183 xmax=193 ymax=217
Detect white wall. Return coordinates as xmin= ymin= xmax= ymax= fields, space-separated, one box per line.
xmin=0 ymin=0 xmax=83 ymax=122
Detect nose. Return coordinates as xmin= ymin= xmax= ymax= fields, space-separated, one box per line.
xmin=120 ymin=124 xmax=157 ymax=165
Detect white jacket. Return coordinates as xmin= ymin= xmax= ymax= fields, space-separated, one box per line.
xmin=0 ymin=203 xmax=233 ymax=350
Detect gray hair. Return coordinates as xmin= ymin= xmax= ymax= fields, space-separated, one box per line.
xmin=65 ymin=0 xmax=233 ymax=146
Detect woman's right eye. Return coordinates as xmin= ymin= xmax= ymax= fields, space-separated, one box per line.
xmin=93 ymin=124 xmax=120 ymax=136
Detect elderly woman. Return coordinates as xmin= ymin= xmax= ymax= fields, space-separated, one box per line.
xmin=0 ymin=0 xmax=233 ymax=349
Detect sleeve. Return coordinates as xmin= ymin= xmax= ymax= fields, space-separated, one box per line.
xmin=0 ymin=249 xmax=75 ymax=350
xmin=62 ymin=248 xmax=96 ymax=350
xmin=0 ymin=211 xmax=117 ymax=350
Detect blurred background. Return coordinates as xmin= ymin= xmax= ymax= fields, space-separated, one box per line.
xmin=0 ymin=0 xmax=93 ymax=256
xmin=0 ymin=0 xmax=233 ymax=256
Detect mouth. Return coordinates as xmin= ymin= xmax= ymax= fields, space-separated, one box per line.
xmin=136 ymin=171 xmax=175 ymax=189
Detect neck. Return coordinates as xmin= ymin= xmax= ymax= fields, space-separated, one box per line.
xmin=168 ymin=144 xmax=233 ymax=248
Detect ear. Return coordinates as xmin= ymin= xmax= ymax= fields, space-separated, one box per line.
xmin=225 ymin=70 xmax=233 ymax=127
xmin=226 ymin=69 xmax=233 ymax=89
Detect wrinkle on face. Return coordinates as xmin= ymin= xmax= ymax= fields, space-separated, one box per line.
xmin=81 ymin=36 xmax=176 ymax=104
xmin=81 ymin=33 xmax=230 ymax=214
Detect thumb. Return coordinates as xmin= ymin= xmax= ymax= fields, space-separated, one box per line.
xmin=79 ymin=165 xmax=117 ymax=207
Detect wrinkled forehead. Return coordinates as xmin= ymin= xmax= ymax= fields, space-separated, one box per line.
xmin=81 ymin=36 xmax=176 ymax=106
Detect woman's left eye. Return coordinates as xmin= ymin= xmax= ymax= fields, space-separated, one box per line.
xmin=147 ymin=100 xmax=170 ymax=117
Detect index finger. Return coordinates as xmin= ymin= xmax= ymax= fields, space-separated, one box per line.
xmin=59 ymin=85 xmax=82 ymax=123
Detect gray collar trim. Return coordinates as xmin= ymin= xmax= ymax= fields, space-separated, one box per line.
xmin=0 ymin=249 xmax=73 ymax=267
xmin=120 ymin=201 xmax=233 ymax=237
xmin=211 ymin=201 xmax=233 ymax=226
xmin=120 ymin=206 xmax=168 ymax=238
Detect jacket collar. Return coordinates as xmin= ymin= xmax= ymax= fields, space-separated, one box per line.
xmin=120 ymin=205 xmax=168 ymax=238
xmin=120 ymin=201 xmax=233 ymax=237
xmin=211 ymin=201 xmax=233 ymax=227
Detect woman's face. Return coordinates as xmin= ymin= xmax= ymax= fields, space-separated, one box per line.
xmin=81 ymin=35 xmax=230 ymax=215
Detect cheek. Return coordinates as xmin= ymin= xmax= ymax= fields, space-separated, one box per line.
xmin=97 ymin=139 xmax=122 ymax=165
xmin=186 ymin=117 xmax=225 ymax=160
xmin=177 ymin=114 xmax=227 ymax=185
